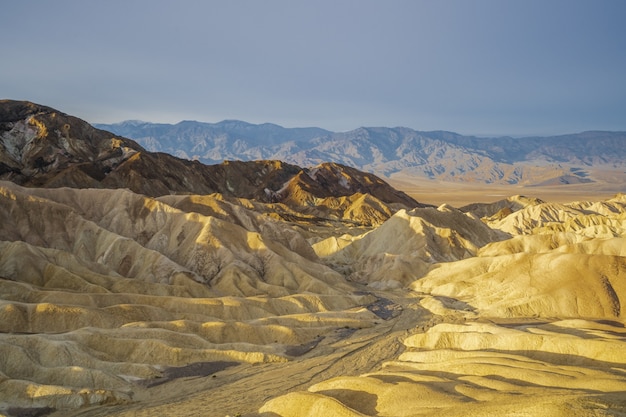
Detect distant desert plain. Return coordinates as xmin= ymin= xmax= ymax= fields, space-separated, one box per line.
xmin=389 ymin=169 xmax=626 ymax=207
xmin=1 ymin=101 xmax=626 ymax=417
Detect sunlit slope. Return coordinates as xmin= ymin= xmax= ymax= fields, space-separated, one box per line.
xmin=313 ymin=204 xmax=508 ymax=289
xmin=259 ymin=193 xmax=626 ymax=417
xmin=477 ymin=194 xmax=626 ymax=236
xmin=2 ymin=175 xmax=626 ymax=416
xmin=261 ymin=320 xmax=626 ymax=417
xmin=414 ymin=195 xmax=626 ymax=319
xmin=413 ymin=248 xmax=625 ymax=318
xmin=0 ymin=182 xmax=378 ymax=410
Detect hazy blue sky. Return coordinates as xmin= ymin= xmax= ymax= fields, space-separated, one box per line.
xmin=3 ymin=0 xmax=625 ymax=135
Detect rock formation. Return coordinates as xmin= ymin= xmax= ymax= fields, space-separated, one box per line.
xmin=0 ymin=100 xmax=418 ymax=226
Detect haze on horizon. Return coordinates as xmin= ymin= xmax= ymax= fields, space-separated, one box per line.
xmin=2 ymin=0 xmax=625 ymax=137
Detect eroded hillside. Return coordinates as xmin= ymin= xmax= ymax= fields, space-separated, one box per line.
xmin=0 ymin=181 xmax=381 ymax=410
xmin=259 ymin=194 xmax=626 ymax=417
xmin=1 ymin=101 xmax=626 ymax=417
xmin=1 ymin=180 xmax=626 ymax=416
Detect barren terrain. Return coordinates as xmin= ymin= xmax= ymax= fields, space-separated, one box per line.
xmin=1 ymin=180 xmax=625 ymax=417
xmin=1 ymin=101 xmax=626 ymax=417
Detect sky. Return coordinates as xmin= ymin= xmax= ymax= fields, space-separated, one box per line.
xmin=2 ymin=0 xmax=625 ymax=136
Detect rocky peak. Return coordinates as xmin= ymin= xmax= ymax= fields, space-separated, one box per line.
xmin=0 ymin=100 xmax=141 ymax=184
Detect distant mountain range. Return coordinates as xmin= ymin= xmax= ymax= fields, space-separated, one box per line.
xmin=95 ymin=120 xmax=626 ymax=186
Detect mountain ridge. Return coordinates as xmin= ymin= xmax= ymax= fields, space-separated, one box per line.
xmin=0 ymin=100 xmax=419 ymax=226
xmin=95 ymin=119 xmax=626 ymax=186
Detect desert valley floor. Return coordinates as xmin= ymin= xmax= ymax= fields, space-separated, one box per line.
xmin=1 ymin=180 xmax=626 ymax=417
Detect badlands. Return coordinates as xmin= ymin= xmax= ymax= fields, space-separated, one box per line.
xmin=1 ymin=101 xmax=626 ymax=416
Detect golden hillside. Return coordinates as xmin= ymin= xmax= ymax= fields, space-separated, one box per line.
xmin=1 ymin=180 xmax=625 ymax=416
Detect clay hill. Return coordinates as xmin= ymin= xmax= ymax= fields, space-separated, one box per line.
xmin=1 ymin=100 xmax=626 ymax=417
